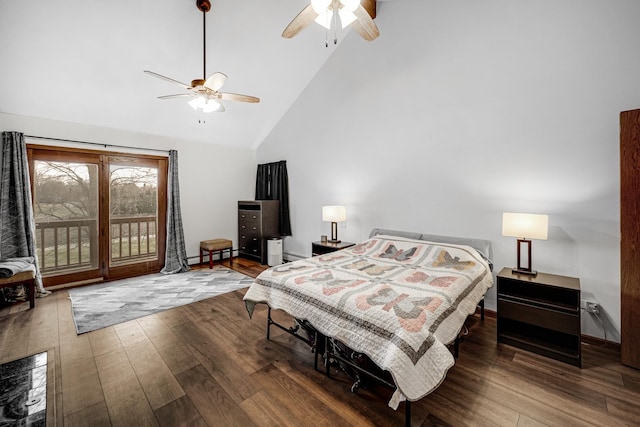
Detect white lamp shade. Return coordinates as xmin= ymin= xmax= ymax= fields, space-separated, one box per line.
xmin=311 ymin=0 xmax=332 ymax=14
xmin=322 ymin=205 xmax=346 ymax=222
xmin=341 ymin=0 xmax=361 ymax=12
xmin=338 ymin=8 xmax=357 ymax=28
xmin=188 ymin=96 xmax=206 ymax=110
xmin=502 ymin=212 xmax=548 ymax=240
xmin=314 ymin=9 xmax=333 ymax=29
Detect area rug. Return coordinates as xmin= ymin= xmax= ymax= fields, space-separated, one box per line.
xmin=68 ymin=268 xmax=254 ymax=334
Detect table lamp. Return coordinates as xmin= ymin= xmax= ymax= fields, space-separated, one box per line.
xmin=322 ymin=206 xmax=346 ymax=243
xmin=502 ymin=212 xmax=548 ymax=276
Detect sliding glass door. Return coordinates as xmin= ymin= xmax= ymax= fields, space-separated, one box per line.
xmin=28 ymin=146 xmax=167 ymax=287
xmin=106 ymin=155 xmax=166 ymax=281
xmin=32 ymin=156 xmax=99 ymax=278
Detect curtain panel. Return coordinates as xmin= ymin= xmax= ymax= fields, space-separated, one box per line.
xmin=0 ymin=131 xmax=49 ymax=301
xmin=255 ymin=160 xmax=292 ymax=236
xmin=161 ymin=150 xmax=190 ymax=274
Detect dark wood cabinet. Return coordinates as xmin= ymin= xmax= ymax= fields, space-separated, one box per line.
xmin=621 ymin=108 xmax=640 ymax=369
xmin=311 ymin=241 xmax=355 ymax=256
xmin=238 ymin=200 xmax=279 ymax=264
xmin=497 ymin=267 xmax=581 ymax=367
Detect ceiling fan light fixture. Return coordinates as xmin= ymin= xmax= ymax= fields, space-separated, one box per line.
xmin=189 ymin=95 xmax=210 ymax=111
xmin=202 ymin=99 xmax=221 ymax=113
xmin=341 ymin=0 xmax=361 ymax=13
xmin=188 ymin=95 xmax=222 ymax=113
xmin=311 ymin=0 xmax=332 ymax=14
xmin=338 ymin=8 xmax=357 ymax=28
xmin=314 ymin=9 xmax=334 ymax=29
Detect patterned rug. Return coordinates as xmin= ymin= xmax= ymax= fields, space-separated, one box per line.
xmin=68 ymin=267 xmax=254 ymax=334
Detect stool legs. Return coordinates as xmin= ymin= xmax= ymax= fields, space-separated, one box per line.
xmin=200 ymin=246 xmax=233 ymax=269
xmin=28 ymin=279 xmax=35 ymax=309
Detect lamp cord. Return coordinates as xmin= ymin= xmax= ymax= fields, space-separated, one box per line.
xmin=581 ymin=307 xmax=608 ymax=347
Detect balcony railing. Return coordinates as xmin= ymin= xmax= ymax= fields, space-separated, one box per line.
xmin=110 ymin=216 xmax=157 ymax=265
xmin=35 ymin=216 xmax=157 ymax=274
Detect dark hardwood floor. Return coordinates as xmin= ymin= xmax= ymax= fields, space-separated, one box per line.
xmin=1 ymin=257 xmax=639 ymax=426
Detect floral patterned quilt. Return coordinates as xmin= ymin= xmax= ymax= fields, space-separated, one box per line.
xmin=243 ymin=235 xmax=493 ymax=407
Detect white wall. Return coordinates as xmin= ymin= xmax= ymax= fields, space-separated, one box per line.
xmin=257 ymin=0 xmax=640 ymax=341
xmin=0 ymin=112 xmax=256 ymax=262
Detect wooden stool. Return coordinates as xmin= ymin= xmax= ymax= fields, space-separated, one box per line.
xmin=0 ymin=265 xmax=36 ymax=309
xmin=200 ymin=239 xmax=233 ymax=269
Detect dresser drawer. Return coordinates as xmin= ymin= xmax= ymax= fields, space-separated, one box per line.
xmin=498 ymin=298 xmax=579 ymax=335
xmin=239 ymin=214 xmax=261 ymax=234
xmin=238 ymin=210 xmax=261 ymax=223
xmin=239 ymin=234 xmax=261 ymax=254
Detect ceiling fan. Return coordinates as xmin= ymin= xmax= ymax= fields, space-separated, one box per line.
xmin=282 ymin=0 xmax=379 ymax=43
xmin=144 ymin=0 xmax=259 ymax=113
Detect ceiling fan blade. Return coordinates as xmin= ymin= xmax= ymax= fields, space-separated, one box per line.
xmin=204 ymin=72 xmax=228 ymax=91
xmin=282 ymin=4 xmax=318 ymax=38
xmin=157 ymin=93 xmax=193 ymax=99
xmin=143 ymin=70 xmax=191 ymax=89
xmin=361 ymin=0 xmax=376 ymax=19
xmin=352 ymin=4 xmax=380 ymax=41
xmin=219 ymin=92 xmax=260 ymax=103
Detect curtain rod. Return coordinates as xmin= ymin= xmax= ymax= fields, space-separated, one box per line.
xmin=25 ymin=135 xmax=170 ymax=154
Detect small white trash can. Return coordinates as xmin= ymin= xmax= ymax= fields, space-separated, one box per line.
xmin=267 ymin=238 xmax=283 ymax=266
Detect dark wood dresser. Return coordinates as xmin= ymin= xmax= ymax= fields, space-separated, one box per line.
xmin=238 ymin=200 xmax=280 ymax=264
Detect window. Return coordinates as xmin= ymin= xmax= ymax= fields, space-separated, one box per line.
xmin=28 ymin=145 xmax=167 ymax=288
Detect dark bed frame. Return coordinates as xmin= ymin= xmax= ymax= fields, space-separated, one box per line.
xmin=265 ymin=301 xmax=485 ymax=427
xmin=261 ymin=229 xmax=492 ymax=426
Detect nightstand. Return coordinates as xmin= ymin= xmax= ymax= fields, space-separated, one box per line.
xmin=311 ymin=241 xmax=355 ymax=256
xmin=496 ymin=267 xmax=581 ymax=367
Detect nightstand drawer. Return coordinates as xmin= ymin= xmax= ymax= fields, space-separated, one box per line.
xmin=311 ymin=241 xmax=355 ymax=256
xmin=498 ymin=298 xmax=579 ymax=335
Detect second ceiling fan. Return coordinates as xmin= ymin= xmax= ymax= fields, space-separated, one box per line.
xmin=282 ymin=0 xmax=379 ymax=42
xmin=144 ymin=0 xmax=259 ymax=113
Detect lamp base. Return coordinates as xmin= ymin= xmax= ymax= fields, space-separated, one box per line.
xmin=512 ymin=268 xmax=537 ymax=276
xmin=329 ymin=221 xmax=340 ymax=244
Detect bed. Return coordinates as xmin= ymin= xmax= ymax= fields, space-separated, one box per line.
xmin=243 ymin=228 xmax=493 ymax=421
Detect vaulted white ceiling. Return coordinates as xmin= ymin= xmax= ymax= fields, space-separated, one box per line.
xmin=0 ymin=0 xmax=383 ymax=149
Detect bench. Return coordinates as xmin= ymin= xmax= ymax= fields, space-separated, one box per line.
xmin=0 ymin=265 xmax=36 ymax=309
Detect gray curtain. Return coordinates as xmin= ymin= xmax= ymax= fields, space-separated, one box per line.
xmin=161 ymin=149 xmax=189 ymax=274
xmin=0 ymin=131 xmax=49 ymax=299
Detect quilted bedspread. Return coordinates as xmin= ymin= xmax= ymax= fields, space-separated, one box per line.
xmin=243 ymin=235 xmax=493 ymax=407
